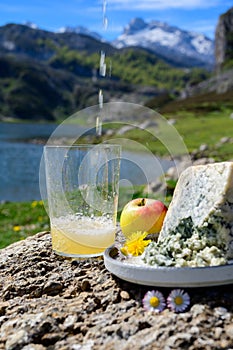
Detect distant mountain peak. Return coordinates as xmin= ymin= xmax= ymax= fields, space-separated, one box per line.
xmin=124 ymin=18 xmax=147 ymax=35
xmin=57 ymin=25 xmax=102 ymax=41
xmin=113 ymin=17 xmax=214 ymax=68
xmin=23 ymin=21 xmax=38 ymax=30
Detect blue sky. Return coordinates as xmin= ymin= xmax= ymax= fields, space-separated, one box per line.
xmin=0 ymin=0 xmax=232 ymax=40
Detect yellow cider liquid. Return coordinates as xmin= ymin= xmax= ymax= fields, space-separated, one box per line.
xmin=51 ymin=215 xmax=116 ymax=257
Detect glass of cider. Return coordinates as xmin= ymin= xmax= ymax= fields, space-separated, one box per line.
xmin=44 ymin=144 xmax=121 ymax=258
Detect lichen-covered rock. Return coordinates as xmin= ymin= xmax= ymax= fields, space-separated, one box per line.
xmin=0 ymin=231 xmax=233 ymax=349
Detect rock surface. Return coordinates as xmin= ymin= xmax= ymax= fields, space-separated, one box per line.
xmin=1 ymin=231 xmax=233 ymax=349
xmin=215 ymin=7 xmax=233 ymax=70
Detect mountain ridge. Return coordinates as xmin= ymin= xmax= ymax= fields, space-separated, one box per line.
xmin=112 ymin=17 xmax=214 ymax=69
xmin=0 ymin=18 xmax=227 ymax=122
xmin=3 ymin=17 xmax=214 ymax=69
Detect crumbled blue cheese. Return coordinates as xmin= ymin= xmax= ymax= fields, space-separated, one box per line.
xmin=143 ymin=162 xmax=233 ymax=268
xmin=143 ymin=217 xmax=227 ymax=267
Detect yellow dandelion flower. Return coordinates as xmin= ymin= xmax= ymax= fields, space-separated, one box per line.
xmin=31 ymin=201 xmax=38 ymax=208
xmin=13 ymin=225 xmax=21 ymax=232
xmin=120 ymin=231 xmax=151 ymax=257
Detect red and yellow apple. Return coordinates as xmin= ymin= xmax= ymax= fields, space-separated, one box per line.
xmin=120 ymin=198 xmax=167 ymax=238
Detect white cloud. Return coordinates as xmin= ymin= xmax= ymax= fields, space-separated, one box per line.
xmin=185 ymin=19 xmax=218 ymax=38
xmin=108 ymin=0 xmax=221 ymax=10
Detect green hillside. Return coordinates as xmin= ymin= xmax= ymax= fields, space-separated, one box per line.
xmin=0 ymin=23 xmax=211 ymax=122
xmin=49 ymin=46 xmax=209 ymax=90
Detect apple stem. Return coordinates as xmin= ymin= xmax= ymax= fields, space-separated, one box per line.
xmin=138 ymin=198 xmax=145 ymax=206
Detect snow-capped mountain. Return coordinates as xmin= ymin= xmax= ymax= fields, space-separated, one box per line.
xmin=24 ymin=21 xmax=38 ymax=30
xmin=113 ymin=18 xmax=214 ymax=68
xmin=57 ymin=25 xmax=102 ymax=41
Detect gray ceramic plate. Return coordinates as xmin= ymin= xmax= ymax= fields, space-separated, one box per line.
xmin=104 ymin=246 xmax=233 ymax=287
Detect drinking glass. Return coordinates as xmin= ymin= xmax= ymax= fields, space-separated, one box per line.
xmin=44 ymin=144 xmax=121 ymax=258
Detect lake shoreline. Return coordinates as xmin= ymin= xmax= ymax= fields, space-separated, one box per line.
xmin=0 ymin=123 xmax=176 ymax=203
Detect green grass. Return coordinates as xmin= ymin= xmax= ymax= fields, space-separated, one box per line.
xmin=77 ymin=108 xmax=233 ymax=160
xmin=0 ymin=181 xmax=176 ymax=249
xmin=144 ymin=89 xmax=233 ymax=159
xmin=0 ymin=200 xmax=50 ymax=249
xmin=169 ymin=109 xmax=233 ymax=159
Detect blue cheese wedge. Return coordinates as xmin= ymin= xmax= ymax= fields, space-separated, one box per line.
xmin=143 ymin=162 xmax=233 ymax=267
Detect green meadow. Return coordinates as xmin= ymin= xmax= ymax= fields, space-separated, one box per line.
xmin=1 ymin=108 xmax=232 ymax=249
xmin=0 ymin=183 xmax=176 ymax=249
xmin=166 ymin=109 xmax=233 ymax=160
xmin=93 ymin=108 xmax=233 ymax=160
xmin=0 ymin=201 xmax=49 ymax=249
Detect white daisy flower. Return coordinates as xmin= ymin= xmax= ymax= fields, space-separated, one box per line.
xmin=142 ymin=290 xmax=166 ymax=313
xmin=167 ymin=289 xmax=190 ymax=312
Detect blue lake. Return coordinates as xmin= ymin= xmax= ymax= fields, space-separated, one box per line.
xmin=0 ymin=122 xmax=174 ymax=202
xmin=0 ymin=122 xmax=57 ymax=202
